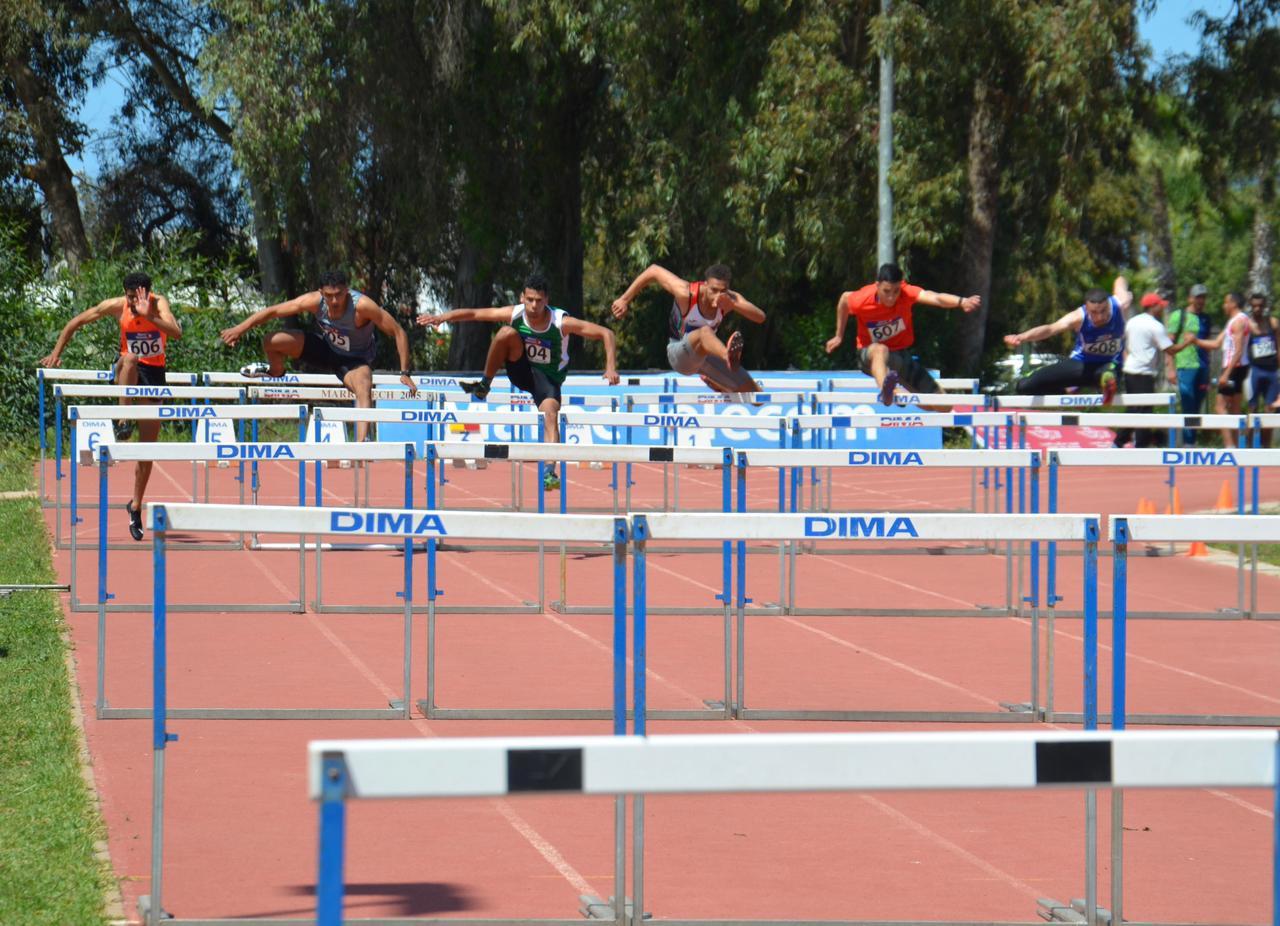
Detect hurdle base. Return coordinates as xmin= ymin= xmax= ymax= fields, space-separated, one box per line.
xmin=1037 ymin=897 xmax=1112 ymax=925
xmin=417 ymin=703 xmax=730 ymax=721
xmin=137 ymin=894 xmax=171 ymax=923
xmin=784 ymin=606 xmax=1017 ymax=618
xmin=580 ymin=895 xmax=649 ymax=921
xmin=1047 ymin=710 xmax=1280 ymax=727
xmin=550 ymin=600 xmax=784 ymax=617
xmin=99 ymin=707 xmax=408 ymax=720
xmin=1046 ymin=608 xmax=1247 ymax=621
xmin=735 ymin=709 xmax=1041 ymax=723
xmin=72 ymin=600 xmax=303 ymax=614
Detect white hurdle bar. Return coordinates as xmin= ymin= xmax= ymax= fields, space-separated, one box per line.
xmin=307 ymin=729 xmax=1279 ymax=926
xmin=1047 ymin=448 xmax=1280 ymax=620
xmin=816 ymin=391 xmax=985 ymax=408
xmin=633 ymin=511 xmax=1097 ymax=724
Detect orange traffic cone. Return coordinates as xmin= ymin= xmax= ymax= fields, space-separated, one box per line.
xmin=1214 ymin=480 xmax=1235 ymax=512
xmin=1188 ymin=541 xmax=1209 ymax=557
xmin=1171 ymin=487 xmax=1184 ymax=515
xmin=1136 ymin=497 xmax=1155 ymax=515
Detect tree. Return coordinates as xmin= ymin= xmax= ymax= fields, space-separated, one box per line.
xmin=1 ymin=0 xmax=93 ymax=267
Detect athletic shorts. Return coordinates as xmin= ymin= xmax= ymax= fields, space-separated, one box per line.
xmin=1014 ymin=359 xmax=1114 ymax=395
xmin=505 ymin=354 xmax=563 ymax=407
xmin=116 ymin=355 xmax=167 ymax=387
xmin=1249 ymin=366 xmax=1280 ymax=408
xmin=857 ymin=346 xmax=940 ymax=394
xmin=1218 ymin=365 xmax=1249 ymax=397
xmin=666 ymin=334 xmax=757 ymax=392
xmin=300 ymin=331 xmax=373 ymax=382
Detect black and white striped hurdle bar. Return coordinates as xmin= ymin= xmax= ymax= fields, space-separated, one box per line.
xmin=309 ymin=730 xmax=1279 ymax=798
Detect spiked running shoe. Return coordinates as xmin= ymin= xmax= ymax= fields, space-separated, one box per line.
xmin=543 ymin=468 xmax=561 ymax=492
xmin=240 ymin=361 xmax=273 ymax=378
xmin=460 ymin=379 xmax=491 ymax=401
xmin=878 ymin=369 xmax=900 ymax=407
xmin=1100 ymin=370 xmax=1118 ymax=405
xmin=726 ymin=330 xmax=744 ymax=370
xmin=113 ymin=420 xmax=135 ymax=441
xmin=125 ymin=501 xmax=144 ymax=542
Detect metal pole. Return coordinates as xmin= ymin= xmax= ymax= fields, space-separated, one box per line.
xmin=877 ymin=0 xmax=895 ymax=266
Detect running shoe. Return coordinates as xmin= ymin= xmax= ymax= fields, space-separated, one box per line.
xmin=240 ymin=361 xmax=273 ymax=378
xmin=542 ymin=468 xmax=561 ymax=492
xmin=1100 ymin=370 xmax=1118 ymax=405
xmin=125 ymin=501 xmax=144 ymax=542
xmin=726 ymin=330 xmax=743 ymax=370
xmin=460 ymin=379 xmax=491 ymax=401
xmin=878 ymin=369 xmax=900 ymax=407
xmin=113 ymin=420 xmax=135 ymax=441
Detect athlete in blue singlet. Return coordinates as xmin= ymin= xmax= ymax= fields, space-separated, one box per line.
xmin=220 ymin=269 xmax=417 ymax=441
xmin=1002 ymin=279 xmax=1134 ymax=401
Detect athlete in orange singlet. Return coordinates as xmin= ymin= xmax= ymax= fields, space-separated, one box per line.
xmin=41 ymin=272 xmax=182 ymax=540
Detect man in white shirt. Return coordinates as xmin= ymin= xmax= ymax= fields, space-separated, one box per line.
xmin=1114 ymin=291 xmax=1194 ymax=447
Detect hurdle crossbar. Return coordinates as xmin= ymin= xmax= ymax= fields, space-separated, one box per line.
xmin=816 ymin=392 xmax=985 ymax=408
xmin=308 ymin=729 xmax=1279 ymax=926
xmin=995 ymin=393 xmax=1174 ymax=409
xmin=55 ymin=384 xmax=245 ymax=401
xmin=247 ymin=385 xmax=417 ymax=401
xmin=1018 ymin=412 xmax=1245 ymax=430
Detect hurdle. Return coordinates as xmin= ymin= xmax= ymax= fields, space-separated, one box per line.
xmin=63 ymin=404 xmax=307 ymax=601
xmin=36 ymin=368 xmax=197 ymax=505
xmin=51 ymin=383 xmax=247 ymax=545
xmin=635 ymin=511 xmax=1095 ymax=723
xmin=994 ymin=392 xmax=1176 ymax=410
xmin=733 ymin=448 xmax=1041 ymax=619
xmin=304 ymin=729 xmax=1279 ymax=926
xmin=1047 ymin=447 xmax=1280 ymax=619
xmin=92 ymin=444 xmax=414 ymax=720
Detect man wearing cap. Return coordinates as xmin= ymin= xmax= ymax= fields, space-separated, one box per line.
xmin=1114 ymin=292 xmax=1194 ymax=448
xmin=1164 ymin=284 xmax=1212 ymax=445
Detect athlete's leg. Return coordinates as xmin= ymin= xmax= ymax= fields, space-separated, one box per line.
xmin=538 ymin=397 xmax=562 ymax=444
xmin=487 ymin=326 xmax=523 ymax=377
xmin=1177 ymin=368 xmax=1199 ymax=445
xmin=698 ymin=354 xmax=760 ymax=393
xmin=261 ymin=330 xmax=305 ymax=377
xmin=1014 ymin=359 xmax=1090 ymax=395
xmin=684 ymin=326 xmax=733 ymax=364
xmin=341 ymin=364 xmax=375 ymax=442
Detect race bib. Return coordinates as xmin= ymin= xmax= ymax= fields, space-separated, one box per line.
xmin=1251 ymin=338 xmax=1277 ymax=359
xmin=324 ymin=329 xmax=351 ymax=352
xmin=126 ymin=331 xmax=163 ymax=357
xmin=1082 ymin=337 xmax=1121 ymax=357
xmin=524 ymin=340 xmax=551 ymax=365
xmin=868 ymin=317 xmax=905 ymax=343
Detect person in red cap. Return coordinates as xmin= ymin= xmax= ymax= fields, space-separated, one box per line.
xmin=1113 ymin=290 xmax=1195 ymax=447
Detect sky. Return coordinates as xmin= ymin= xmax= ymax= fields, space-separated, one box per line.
xmin=65 ymin=2 xmax=1232 ymax=182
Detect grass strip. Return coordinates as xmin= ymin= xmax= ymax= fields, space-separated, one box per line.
xmin=0 ymin=443 xmax=112 ymax=925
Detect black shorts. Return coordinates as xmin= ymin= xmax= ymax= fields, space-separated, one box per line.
xmin=1217 ymin=364 xmax=1249 ymax=397
xmin=116 ymin=356 xmax=167 ymax=387
xmin=857 ymin=347 xmax=940 ymax=394
xmin=505 ymin=355 xmax=563 ymax=406
xmin=1015 ymin=359 xmax=1114 ymax=395
xmin=300 ymin=331 xmax=372 ymax=381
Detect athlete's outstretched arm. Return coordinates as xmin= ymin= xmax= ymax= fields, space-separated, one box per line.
xmin=725 ymin=291 xmax=765 ymax=324
xmin=824 ymin=292 xmax=851 ymax=354
xmin=220 ymin=292 xmax=318 ymax=346
xmin=917 ymin=290 xmax=980 ymax=312
xmin=610 ymin=265 xmax=690 ymax=319
xmin=562 ymin=317 xmax=620 ymax=384
xmin=361 ymin=297 xmax=418 ymax=396
xmin=417 ymin=306 xmax=513 ymax=327
xmin=40 ymin=298 xmax=123 ymax=367
xmin=1003 ymin=308 xmax=1083 ymax=347
xmin=1113 ymin=276 xmax=1134 ymax=315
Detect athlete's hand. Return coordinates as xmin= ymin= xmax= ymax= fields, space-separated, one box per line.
xmin=1003 ymin=333 xmax=1023 ymax=347
xmin=219 ymin=326 xmax=243 ymax=347
xmin=132 ymin=294 xmax=156 ymax=317
xmin=713 ymin=291 xmax=737 ymax=313
xmin=400 ymin=373 xmax=418 ymax=397
xmin=959 ymin=295 xmax=981 ymax=313
xmin=603 ymin=369 xmax=620 ymax=386
xmin=417 ymin=313 xmax=446 ymax=328
xmin=39 ymin=353 xmax=61 ymax=368
xmin=824 ymin=335 xmax=842 ymax=354
xmin=610 ymin=297 xmax=630 ymax=319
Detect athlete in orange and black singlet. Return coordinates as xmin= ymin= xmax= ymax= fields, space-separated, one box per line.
xmin=40 ymin=272 xmax=183 ymax=540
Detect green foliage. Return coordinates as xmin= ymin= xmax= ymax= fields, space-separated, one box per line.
xmin=0 ymin=445 xmax=113 ymax=925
